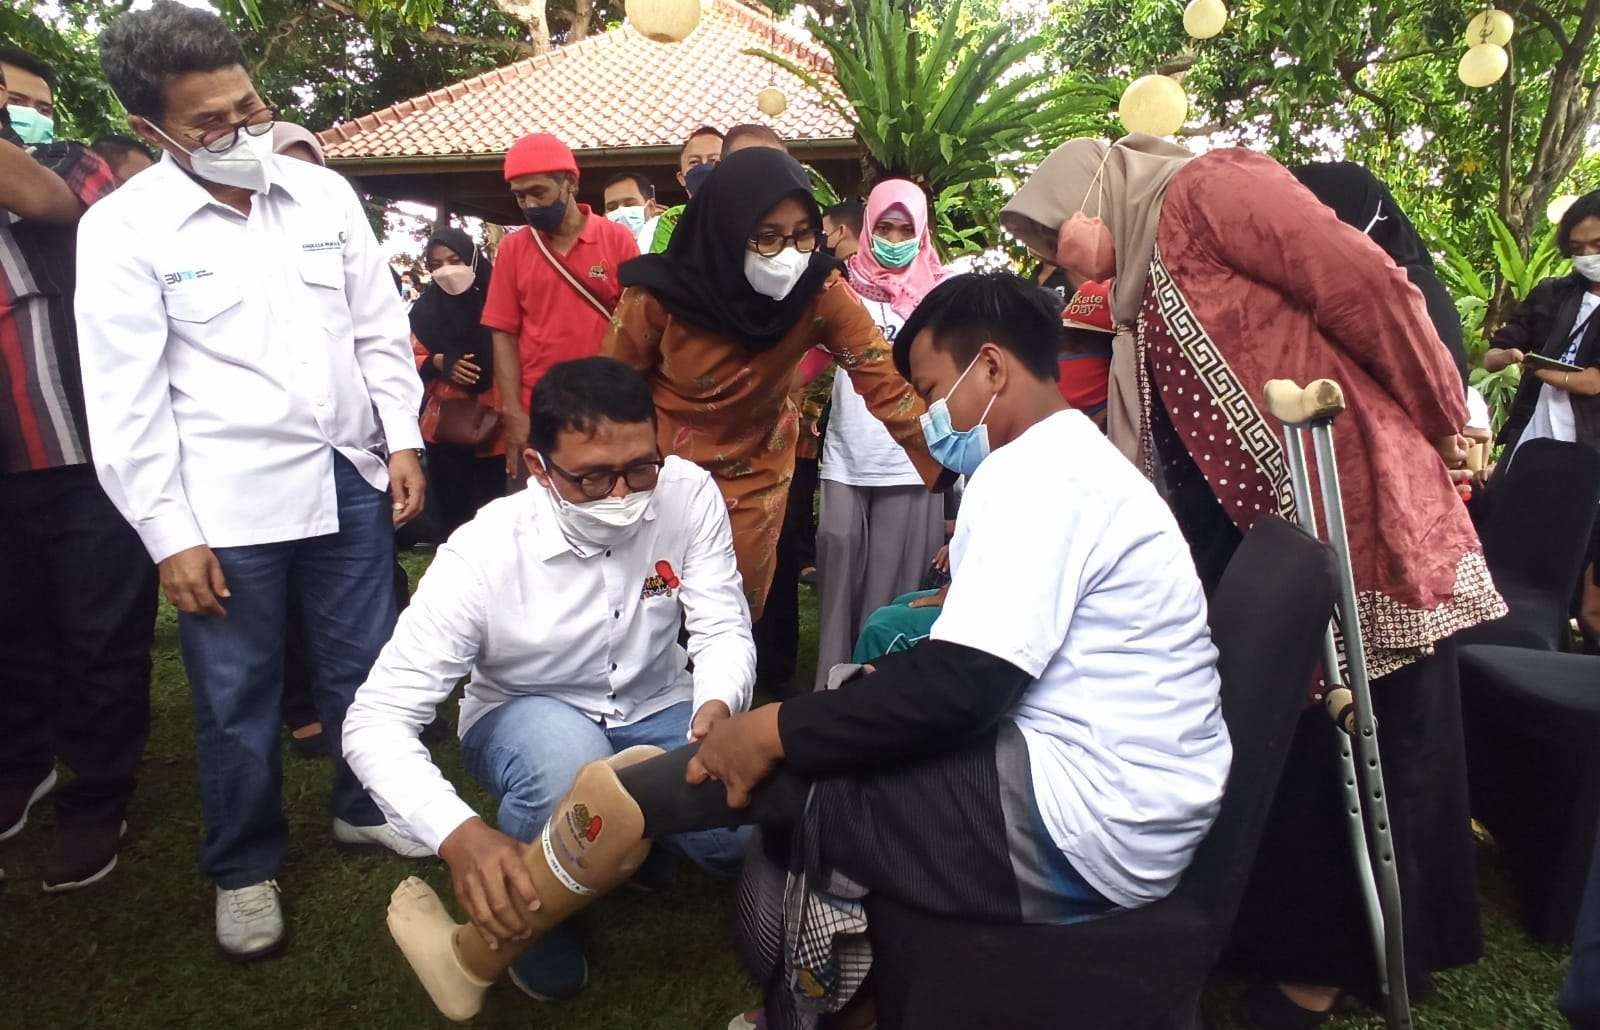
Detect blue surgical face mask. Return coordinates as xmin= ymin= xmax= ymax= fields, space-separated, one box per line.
xmin=919 ymin=352 xmax=998 ymax=476
xmin=7 ymin=105 xmax=54 ymax=146
xmin=607 ymin=205 xmax=647 ymax=235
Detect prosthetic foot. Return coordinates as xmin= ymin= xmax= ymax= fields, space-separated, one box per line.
xmin=386 ymin=745 xmax=662 ymax=1021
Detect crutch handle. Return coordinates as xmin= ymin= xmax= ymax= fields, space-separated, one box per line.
xmin=1263 ymin=378 xmax=1347 ymax=425
xmin=1325 ymin=686 xmax=1358 ymax=736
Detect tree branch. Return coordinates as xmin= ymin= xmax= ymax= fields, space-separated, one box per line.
xmin=1507 ymin=0 xmax=1572 ymax=55
xmin=311 ymin=0 xmax=541 ymax=56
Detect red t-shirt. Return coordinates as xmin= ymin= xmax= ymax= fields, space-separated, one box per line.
xmin=481 ymin=205 xmax=639 ymax=408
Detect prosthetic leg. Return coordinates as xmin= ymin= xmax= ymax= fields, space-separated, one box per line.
xmin=1263 ymin=379 xmax=1412 ymax=1030
xmin=385 ymin=745 xmax=663 ymax=1021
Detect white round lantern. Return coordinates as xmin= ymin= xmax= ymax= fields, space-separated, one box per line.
xmin=757 ymin=87 xmax=788 ymax=118
xmin=1548 ymin=194 xmax=1579 ymax=224
xmin=1464 ymin=8 xmax=1514 ymax=47
xmin=1183 ymin=0 xmax=1228 ymax=39
xmin=1458 ymin=43 xmax=1509 ymax=88
xmin=625 ymin=0 xmax=700 ymax=43
xmin=1118 ymin=74 xmax=1188 ymax=137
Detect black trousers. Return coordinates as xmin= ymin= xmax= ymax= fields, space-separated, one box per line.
xmin=791 ymin=455 xmax=819 ymax=571
xmin=754 ymin=487 xmax=802 ymax=697
xmin=426 ymin=441 xmax=504 ymax=538
xmin=0 ymin=464 xmax=158 ymax=828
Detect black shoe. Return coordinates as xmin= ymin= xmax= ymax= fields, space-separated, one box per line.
xmin=42 ymin=820 xmax=127 ymax=893
xmin=0 ymin=768 xmax=58 ymax=842
xmin=1237 ymin=984 xmax=1336 ymax=1030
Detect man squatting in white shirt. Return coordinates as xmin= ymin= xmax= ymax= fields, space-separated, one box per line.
xmin=344 ymin=356 xmax=757 ymax=1001
xmin=355 ymin=274 xmax=1235 ymax=1024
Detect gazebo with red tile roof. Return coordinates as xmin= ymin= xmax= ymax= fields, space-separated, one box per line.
xmin=317 ymin=0 xmax=864 ymax=222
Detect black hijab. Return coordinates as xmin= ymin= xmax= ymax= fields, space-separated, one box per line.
xmin=1292 ymin=162 xmax=1468 ymax=389
xmin=619 ymin=147 xmax=841 ymax=349
xmin=409 ymin=227 xmax=494 ymax=394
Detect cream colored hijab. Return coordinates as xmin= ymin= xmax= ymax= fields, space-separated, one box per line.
xmin=1002 ymin=134 xmax=1195 ymax=463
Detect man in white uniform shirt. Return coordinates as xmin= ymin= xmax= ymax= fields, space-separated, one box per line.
xmin=76 ymin=2 xmax=428 ymax=961
xmin=345 ymin=357 xmax=755 ymax=1002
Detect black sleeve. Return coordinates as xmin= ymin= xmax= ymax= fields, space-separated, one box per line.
xmin=1491 ymin=279 xmax=1556 ymax=354
xmin=777 ymin=639 xmax=1033 ymax=778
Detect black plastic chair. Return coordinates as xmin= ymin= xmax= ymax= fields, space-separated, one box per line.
xmin=866 ymin=516 xmax=1337 ymax=1030
xmin=1460 ymin=643 xmax=1600 ymax=943
xmin=1460 ymin=438 xmax=1600 ymax=651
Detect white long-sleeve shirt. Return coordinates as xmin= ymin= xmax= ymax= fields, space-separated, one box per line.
xmin=74 ymin=152 xmax=423 ymax=562
xmin=343 ymin=456 xmax=756 ymax=851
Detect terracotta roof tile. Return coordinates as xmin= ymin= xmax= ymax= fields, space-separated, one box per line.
xmin=319 ymin=0 xmax=853 ymax=161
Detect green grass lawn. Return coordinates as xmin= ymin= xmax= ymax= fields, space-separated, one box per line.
xmin=0 ymin=549 xmax=1576 ymax=1028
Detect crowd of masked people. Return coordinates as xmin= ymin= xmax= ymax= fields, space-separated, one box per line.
xmin=7 ymin=2 xmax=1600 ymax=1027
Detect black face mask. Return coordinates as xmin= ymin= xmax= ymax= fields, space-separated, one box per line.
xmin=523 ymin=196 xmax=568 ymax=233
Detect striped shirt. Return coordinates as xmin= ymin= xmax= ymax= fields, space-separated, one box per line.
xmin=0 ymin=138 xmax=117 ymax=473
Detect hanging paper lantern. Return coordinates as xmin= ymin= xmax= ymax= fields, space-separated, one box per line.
xmin=1548 ymin=194 xmax=1579 ymax=224
xmin=1183 ymin=0 xmax=1228 ymax=39
xmin=1464 ymin=8 xmax=1514 ymax=47
xmin=624 ymin=0 xmax=700 ymax=43
xmin=757 ymin=87 xmax=788 ymax=118
xmin=1118 ymin=74 xmax=1188 ymax=136
xmin=1458 ymin=43 xmax=1509 ymax=87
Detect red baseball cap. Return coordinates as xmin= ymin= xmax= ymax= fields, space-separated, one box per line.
xmin=1062 ymin=280 xmax=1114 ymax=334
xmin=504 ymin=133 xmax=579 ymax=183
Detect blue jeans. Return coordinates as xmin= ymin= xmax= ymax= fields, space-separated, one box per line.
xmin=461 ymin=696 xmax=750 ymax=876
xmin=178 ymin=454 xmax=397 ymax=888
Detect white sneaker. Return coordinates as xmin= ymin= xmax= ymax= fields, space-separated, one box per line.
xmin=216 ymin=880 xmax=285 ymax=961
xmin=332 ymin=818 xmax=433 ymax=859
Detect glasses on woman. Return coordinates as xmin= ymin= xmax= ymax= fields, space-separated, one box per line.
xmin=192 ymin=107 xmax=276 ymax=154
xmin=748 ymin=228 xmax=822 ymax=258
xmin=541 ymin=455 xmax=663 ymax=500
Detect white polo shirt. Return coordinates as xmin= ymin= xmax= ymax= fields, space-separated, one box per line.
xmin=931 ymin=409 xmax=1231 ymax=907
xmin=343 ymin=456 xmax=756 ymax=851
xmin=74 ymin=152 xmax=423 ymax=562
xmin=821 ymin=296 xmax=924 ymax=488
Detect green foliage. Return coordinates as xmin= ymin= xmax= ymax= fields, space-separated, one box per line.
xmin=1039 ymin=0 xmax=1600 ymax=312
xmin=750 ymin=0 xmax=1110 ymax=252
xmin=1438 ymin=213 xmax=1566 ymax=432
xmin=0 ymin=3 xmax=129 ymax=142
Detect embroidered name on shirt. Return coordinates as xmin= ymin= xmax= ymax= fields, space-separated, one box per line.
xmin=161 ymin=269 xmax=215 ymax=285
xmin=301 ymin=240 xmax=343 ymax=253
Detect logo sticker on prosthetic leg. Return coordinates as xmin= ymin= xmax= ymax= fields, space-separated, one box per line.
xmin=571 ymin=804 xmax=603 ymax=842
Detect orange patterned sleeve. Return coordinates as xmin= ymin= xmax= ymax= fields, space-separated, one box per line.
xmin=600 ymin=286 xmax=667 ymax=373
xmin=817 ymin=277 xmax=942 ymax=487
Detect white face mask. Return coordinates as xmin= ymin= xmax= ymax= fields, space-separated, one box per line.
xmin=152 ymin=123 xmax=275 ymax=194
xmin=1574 ymin=253 xmax=1600 ymax=283
xmin=607 ymin=206 xmax=647 ymax=235
xmin=541 ymin=468 xmax=654 ymax=549
xmin=744 ymin=246 xmax=811 ymax=301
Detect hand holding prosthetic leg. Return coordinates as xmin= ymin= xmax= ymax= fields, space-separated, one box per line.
xmin=385 ymin=745 xmax=663 ymax=1021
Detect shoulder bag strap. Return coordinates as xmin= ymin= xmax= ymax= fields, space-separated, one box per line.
xmin=529 ymin=227 xmax=614 ymax=321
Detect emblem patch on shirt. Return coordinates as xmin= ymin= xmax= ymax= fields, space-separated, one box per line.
xmin=302 ymin=239 xmax=343 ymax=253
xmin=161 ymin=269 xmax=215 ymax=285
xmin=588 ymin=264 xmax=608 ymax=279
xmin=640 ymin=560 xmax=680 ymax=599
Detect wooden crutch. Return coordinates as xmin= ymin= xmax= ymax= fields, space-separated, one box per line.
xmin=1262 ymin=378 xmax=1412 ymax=1030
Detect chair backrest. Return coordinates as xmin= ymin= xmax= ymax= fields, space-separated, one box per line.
xmin=1176 ymin=516 xmax=1337 ymax=933
xmin=1484 ymin=438 xmax=1600 ymax=598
